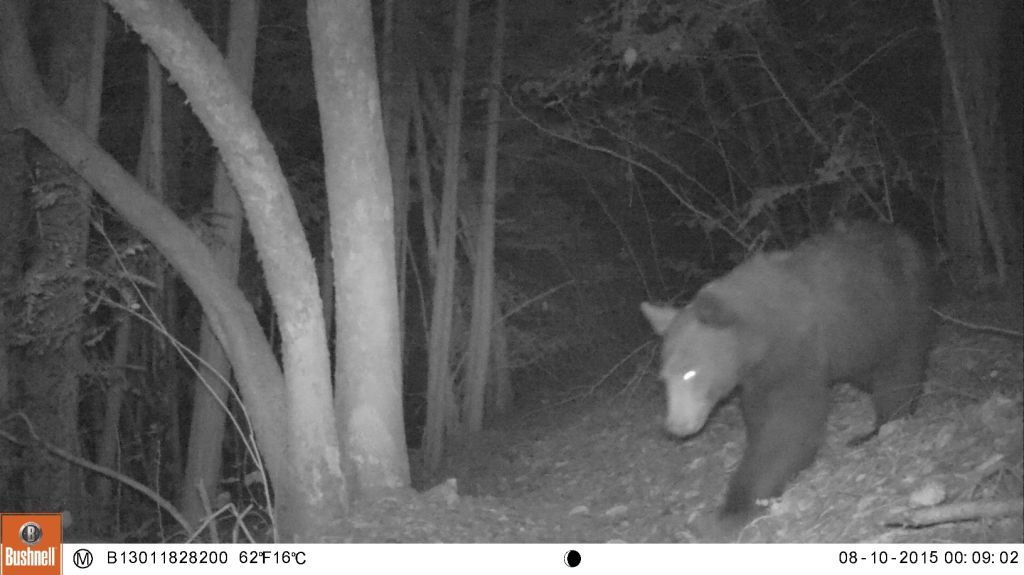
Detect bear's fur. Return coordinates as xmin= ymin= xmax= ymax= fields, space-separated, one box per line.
xmin=641 ymin=222 xmax=932 ymax=535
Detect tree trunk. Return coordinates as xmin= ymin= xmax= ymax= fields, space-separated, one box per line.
xmin=380 ymin=0 xmax=415 ymax=332
xmin=489 ymin=303 xmax=513 ymax=416
xmin=6 ymin=0 xmax=105 ymax=535
xmin=423 ymin=0 xmax=470 ymax=472
xmin=179 ymin=0 xmax=258 ymax=536
xmin=413 ymin=92 xmax=439 ymax=269
xmin=308 ymin=0 xmax=410 ymax=496
xmin=95 ymin=314 xmax=130 ymax=512
xmin=0 ymin=69 xmax=31 ymax=512
xmin=464 ymin=0 xmax=507 ymax=435
xmin=934 ymin=0 xmax=1008 ymax=285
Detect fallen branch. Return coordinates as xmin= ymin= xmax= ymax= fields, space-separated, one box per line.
xmin=888 ymin=498 xmax=1024 ymax=528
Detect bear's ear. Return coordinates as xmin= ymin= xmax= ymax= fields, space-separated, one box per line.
xmin=640 ymin=302 xmax=678 ymax=335
xmin=690 ymin=291 xmax=737 ymax=328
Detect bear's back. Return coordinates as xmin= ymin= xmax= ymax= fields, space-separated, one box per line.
xmin=701 ymin=222 xmax=932 ymax=379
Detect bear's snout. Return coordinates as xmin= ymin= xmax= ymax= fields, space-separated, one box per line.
xmin=663 ymin=414 xmax=705 ymax=438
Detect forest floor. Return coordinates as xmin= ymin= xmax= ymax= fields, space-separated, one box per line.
xmin=341 ymin=294 xmax=1024 ymax=543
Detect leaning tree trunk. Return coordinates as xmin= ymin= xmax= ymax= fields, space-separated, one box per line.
xmin=103 ymin=0 xmax=344 ymax=541
xmin=179 ymin=0 xmax=259 ymax=535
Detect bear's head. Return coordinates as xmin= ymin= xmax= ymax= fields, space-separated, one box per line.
xmin=641 ymin=290 xmax=743 ymax=437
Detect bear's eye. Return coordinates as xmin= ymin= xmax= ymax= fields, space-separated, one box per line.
xmin=682 ymin=369 xmax=697 ymax=381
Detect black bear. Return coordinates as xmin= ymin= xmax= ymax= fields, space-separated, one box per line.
xmin=641 ymin=222 xmax=931 ymax=536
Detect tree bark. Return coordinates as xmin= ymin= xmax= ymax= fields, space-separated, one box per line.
xmin=308 ymin=0 xmax=410 ymax=496
xmin=0 ymin=55 xmax=31 ymax=513
xmin=179 ymin=0 xmax=258 ymax=535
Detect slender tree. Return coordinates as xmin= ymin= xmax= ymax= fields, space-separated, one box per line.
xmin=423 ymin=0 xmax=471 ymax=471
xmin=380 ymin=0 xmax=416 ymax=342
xmin=97 ymin=44 xmax=160 ymax=518
xmin=464 ymin=0 xmax=507 ymax=434
xmin=933 ymin=0 xmax=1009 ymax=285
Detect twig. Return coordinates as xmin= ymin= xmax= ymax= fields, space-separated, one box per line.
xmin=933 ymin=308 xmax=1023 ymax=339
xmin=496 ymin=279 xmax=574 ymax=325
xmin=504 ymin=92 xmax=747 ymax=248
xmin=817 ymin=28 xmax=921 ymax=97
xmin=523 ymin=341 xmax=655 ymax=418
xmin=752 ymin=50 xmax=826 ymax=149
